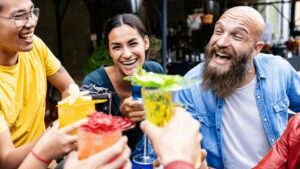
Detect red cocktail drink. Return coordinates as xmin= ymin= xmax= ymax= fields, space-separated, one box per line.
xmin=78 ymin=112 xmax=132 ymax=160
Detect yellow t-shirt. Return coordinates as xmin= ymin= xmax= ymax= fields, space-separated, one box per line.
xmin=0 ymin=36 xmax=61 ymax=147
xmin=0 ymin=115 xmax=8 ymax=134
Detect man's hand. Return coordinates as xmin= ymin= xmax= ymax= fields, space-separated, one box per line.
xmin=141 ymin=107 xmax=203 ymax=167
xmin=32 ymin=119 xmax=87 ymax=161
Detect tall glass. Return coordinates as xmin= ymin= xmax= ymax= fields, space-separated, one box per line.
xmin=132 ymin=86 xmax=174 ymax=169
xmin=142 ymin=87 xmax=173 ymax=127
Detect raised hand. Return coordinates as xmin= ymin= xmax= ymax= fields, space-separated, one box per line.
xmin=141 ymin=107 xmax=202 ymax=166
xmin=120 ymin=97 xmax=145 ymax=123
xmin=32 ymin=119 xmax=87 ymax=161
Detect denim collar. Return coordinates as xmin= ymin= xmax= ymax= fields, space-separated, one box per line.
xmin=254 ymin=53 xmax=269 ymax=79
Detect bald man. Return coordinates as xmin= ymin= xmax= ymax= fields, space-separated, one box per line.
xmin=175 ymin=6 xmax=300 ymax=168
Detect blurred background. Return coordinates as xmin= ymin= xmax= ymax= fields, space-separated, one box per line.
xmin=33 ymin=0 xmax=300 ymax=126
xmin=33 ymin=0 xmax=300 ymax=83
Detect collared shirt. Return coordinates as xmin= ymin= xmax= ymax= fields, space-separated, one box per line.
xmin=175 ymin=53 xmax=300 ymax=169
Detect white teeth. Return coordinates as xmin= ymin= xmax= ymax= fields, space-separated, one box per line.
xmin=122 ymin=59 xmax=137 ymax=65
xmin=215 ymin=52 xmax=231 ymax=60
xmin=20 ymin=32 xmax=33 ymax=39
xmin=216 ymin=52 xmax=227 ymax=57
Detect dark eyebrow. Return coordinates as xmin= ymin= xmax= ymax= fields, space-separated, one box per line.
xmin=128 ymin=38 xmax=138 ymax=43
xmin=11 ymin=9 xmax=26 ymax=15
xmin=110 ymin=42 xmax=121 ymax=46
xmin=110 ymin=38 xmax=138 ymax=46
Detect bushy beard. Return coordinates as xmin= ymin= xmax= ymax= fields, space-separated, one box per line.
xmin=202 ymin=44 xmax=253 ymax=98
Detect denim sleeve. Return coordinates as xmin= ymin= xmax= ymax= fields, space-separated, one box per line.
xmin=287 ymin=67 xmax=300 ymax=112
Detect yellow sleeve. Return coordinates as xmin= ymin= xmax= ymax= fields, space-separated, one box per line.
xmin=0 ymin=113 xmax=8 ymax=134
xmin=33 ymin=36 xmax=61 ymax=76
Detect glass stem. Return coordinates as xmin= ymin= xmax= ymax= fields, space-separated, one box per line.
xmin=143 ymin=134 xmax=149 ymax=157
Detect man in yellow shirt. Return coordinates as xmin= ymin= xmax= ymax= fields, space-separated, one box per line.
xmin=0 ymin=0 xmax=74 ymax=168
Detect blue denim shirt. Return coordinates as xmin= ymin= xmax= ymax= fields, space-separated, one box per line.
xmin=175 ymin=53 xmax=300 ymax=169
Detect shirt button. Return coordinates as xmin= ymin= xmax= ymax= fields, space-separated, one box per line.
xmin=257 ymin=96 xmax=261 ymax=99
xmin=217 ymin=128 xmax=221 ymax=131
xmin=264 ymin=118 xmax=267 ymax=121
xmin=271 ymin=139 xmax=275 ymax=142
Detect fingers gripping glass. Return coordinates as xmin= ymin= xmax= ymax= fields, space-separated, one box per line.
xmin=0 ymin=8 xmax=40 ymax=27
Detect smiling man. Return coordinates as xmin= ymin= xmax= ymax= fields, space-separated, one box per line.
xmin=0 ymin=0 xmax=74 ymax=168
xmin=175 ymin=6 xmax=300 ymax=169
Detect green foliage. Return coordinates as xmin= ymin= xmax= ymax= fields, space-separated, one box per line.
xmin=148 ymin=36 xmax=162 ymax=64
xmin=83 ymin=40 xmax=113 ymax=76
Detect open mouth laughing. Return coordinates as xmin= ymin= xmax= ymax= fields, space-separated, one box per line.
xmin=213 ymin=51 xmax=232 ymax=65
xmin=122 ymin=58 xmax=138 ymax=66
xmin=19 ymin=32 xmax=34 ymax=42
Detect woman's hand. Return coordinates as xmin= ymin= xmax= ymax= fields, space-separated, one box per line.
xmin=120 ymin=97 xmax=145 ymax=123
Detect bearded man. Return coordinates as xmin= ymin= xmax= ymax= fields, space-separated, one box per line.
xmin=175 ymin=6 xmax=300 ymax=169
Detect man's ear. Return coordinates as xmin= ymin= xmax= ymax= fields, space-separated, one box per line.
xmin=144 ymin=35 xmax=150 ymax=50
xmin=253 ymin=41 xmax=264 ymax=55
xmin=252 ymin=41 xmax=264 ymax=57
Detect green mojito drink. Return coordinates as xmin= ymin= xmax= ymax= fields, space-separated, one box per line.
xmin=125 ymin=67 xmax=196 ymax=127
xmin=142 ymin=88 xmax=173 ymax=127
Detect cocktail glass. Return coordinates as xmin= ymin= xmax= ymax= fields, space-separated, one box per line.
xmin=132 ymin=87 xmax=174 ymax=169
xmin=77 ymin=112 xmax=132 ymax=161
xmin=57 ymin=99 xmax=106 ymax=129
xmin=77 ymin=128 xmax=122 ymax=160
xmin=142 ymin=87 xmax=174 ymax=127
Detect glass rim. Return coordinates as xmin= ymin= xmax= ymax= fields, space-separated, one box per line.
xmin=57 ymin=99 xmax=107 ymax=108
xmin=141 ymin=87 xmax=177 ymax=92
xmin=78 ymin=127 xmax=122 ymax=135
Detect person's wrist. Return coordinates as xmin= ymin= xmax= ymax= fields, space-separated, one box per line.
xmin=164 ymin=160 xmax=194 ymax=169
xmin=32 ymin=143 xmax=54 ymax=162
xmin=161 ymin=154 xmax=193 ymax=166
xmin=31 ymin=149 xmax=51 ymax=165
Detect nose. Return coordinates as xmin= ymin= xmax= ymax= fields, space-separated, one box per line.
xmin=122 ymin=46 xmax=132 ymax=58
xmin=216 ymin=33 xmax=230 ymax=47
xmin=24 ymin=14 xmax=37 ymax=28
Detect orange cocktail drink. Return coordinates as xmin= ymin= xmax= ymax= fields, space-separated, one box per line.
xmin=78 ymin=128 xmax=121 ymax=160
xmin=142 ymin=87 xmax=173 ymax=127
xmin=77 ymin=112 xmax=132 ymax=160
